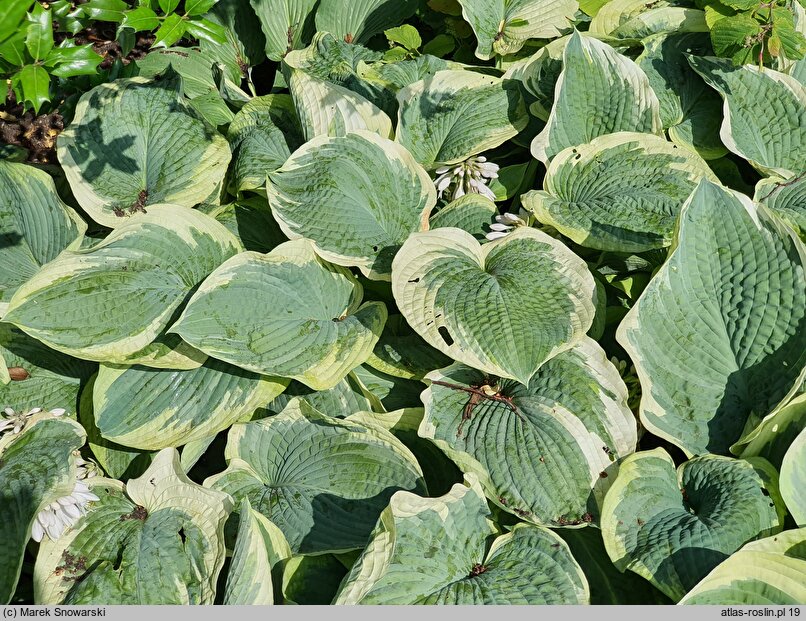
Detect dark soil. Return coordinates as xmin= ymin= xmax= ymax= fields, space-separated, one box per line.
xmin=1 ymin=22 xmax=155 ymax=163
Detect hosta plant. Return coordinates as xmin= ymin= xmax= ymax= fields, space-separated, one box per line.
xmin=1 ymin=0 xmax=804 ymax=608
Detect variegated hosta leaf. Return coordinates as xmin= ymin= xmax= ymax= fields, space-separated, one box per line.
xmin=267 ymin=374 xmax=379 ymax=418
xmin=267 ymin=131 xmax=435 ymax=279
xmin=248 ymin=0 xmax=317 ymax=61
xmin=34 ymin=448 xmax=232 ymax=605
xmin=0 ymin=323 xmax=95 ymax=413
xmin=226 ymin=95 xmax=303 ymax=194
xmin=335 ymin=476 xmax=589 ymax=604
xmin=351 ymin=364 xmax=424 ymax=412
xmin=171 ymin=241 xmax=387 ymax=390
xmin=282 ymin=554 xmax=350 ymax=605
xmin=456 ymin=0 xmax=577 ymax=60
xmin=366 ymin=314 xmax=452 ymax=381
xmin=689 ymin=56 xmax=806 ymax=178
xmin=780 ymin=427 xmax=806 ymax=525
xmin=4 ymin=206 xmax=241 ymax=366
xmin=395 ymin=70 xmax=528 ymax=169
xmin=204 ymin=399 xmax=425 ymax=554
xmin=429 ymin=194 xmax=498 ymax=241
xmin=558 ymin=528 xmax=671 ymax=604
xmin=419 ymin=337 xmax=636 ymax=525
xmin=732 ymin=388 xmax=806 ymax=468
xmin=589 ymin=0 xmax=685 ymax=35
xmin=601 ymin=449 xmax=783 ymax=602
xmin=522 ymin=132 xmax=718 ymax=252
xmin=315 ymin=0 xmax=418 ymax=45
xmin=515 ymin=34 xmax=567 ymax=121
xmin=93 ymin=360 xmax=288 ymax=450
xmin=0 ymin=161 xmax=86 ymax=315
xmin=223 ymin=498 xmax=292 ymax=605
xmin=283 ymin=33 xmax=394 ymax=116
xmin=289 ymin=69 xmax=393 ymax=141
xmin=636 ymin=33 xmax=726 ymax=159
xmin=57 ymin=75 xmax=231 ymax=229
xmin=0 ymin=416 xmax=85 ymax=604
xmin=755 ymin=175 xmax=806 ymax=239
xmin=531 ymin=31 xmax=662 ymax=164
xmin=680 ymin=528 xmax=806 ymax=604
xmin=392 ymin=227 xmax=596 ymax=385
xmin=617 ymin=180 xmax=806 ymax=456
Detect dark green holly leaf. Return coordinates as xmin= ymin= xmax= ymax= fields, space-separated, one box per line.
xmin=0 ymin=31 xmax=27 ymax=66
xmin=0 ymin=0 xmax=34 ymax=46
xmin=45 ymin=43 xmax=104 ymax=77
xmin=153 ymin=13 xmax=187 ymax=47
xmin=121 ymin=6 xmax=160 ymax=31
xmin=184 ymin=0 xmax=218 ymax=17
xmin=25 ymin=3 xmax=54 ymax=61
xmin=14 ymin=64 xmax=50 ymax=113
xmin=82 ymin=0 xmax=128 ymax=22
xmin=158 ymin=0 xmax=181 ymax=14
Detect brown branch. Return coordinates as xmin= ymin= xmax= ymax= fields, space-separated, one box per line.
xmin=760 ymin=169 xmax=806 ymax=203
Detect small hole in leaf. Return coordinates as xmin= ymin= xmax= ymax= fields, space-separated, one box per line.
xmin=408 ymin=278 xmax=420 ymax=283
xmin=178 ymin=528 xmax=186 ymax=544
xmin=761 ymin=488 xmax=770 ymax=497
xmin=438 ymin=326 xmax=454 ymax=346
xmin=372 ymin=245 xmax=379 ymax=252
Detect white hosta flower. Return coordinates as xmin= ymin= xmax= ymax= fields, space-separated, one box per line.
xmin=0 ymin=406 xmax=64 ymax=437
xmin=31 ymin=454 xmax=99 ymax=543
xmin=485 ymin=212 xmax=527 ymax=241
xmin=433 ymin=156 xmax=500 ymax=202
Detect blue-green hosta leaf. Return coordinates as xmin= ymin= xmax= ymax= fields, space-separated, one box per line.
xmin=315 ymin=0 xmax=418 ymax=45
xmin=781 ymin=427 xmax=806 ymax=525
xmin=34 ymin=448 xmax=232 ymax=604
xmin=689 ymin=56 xmax=806 ymax=178
xmin=0 ymin=416 xmax=85 ymax=604
xmin=456 ymin=0 xmax=578 ymax=60
xmin=429 ymin=194 xmax=498 ymax=241
xmin=226 ymin=94 xmax=303 ymax=195
xmin=522 ymin=132 xmax=718 ymax=252
xmin=266 ymin=374 xmax=379 ymax=417
xmin=601 ymin=449 xmax=783 ymax=602
xmin=0 ymin=323 xmax=95 ymax=413
xmin=289 ymin=68 xmax=393 ymax=141
xmin=335 ymin=476 xmax=589 ymax=604
xmin=282 ymin=554 xmax=350 ymax=605
xmin=267 ymin=131 xmax=435 ymax=279
xmin=392 ymin=227 xmax=596 ymax=385
xmin=610 ymin=8 xmax=707 ymax=39
xmin=531 ymin=31 xmax=662 ymax=164
xmin=368 ymin=55 xmax=455 ymax=92
xmin=204 ymin=398 xmax=425 ymax=554
xmin=558 ymin=528 xmax=672 ymax=604
xmin=224 ymin=498 xmax=292 ymax=605
xmin=636 ymin=33 xmax=726 ymax=159
xmin=172 ymin=241 xmax=387 ymax=390
xmin=4 ymin=206 xmax=241 ymax=367
xmin=248 ymin=0 xmax=317 ymax=61
xmin=680 ymin=528 xmax=806 ymax=604
xmin=78 ymin=375 xmax=154 ymax=481
xmin=755 ymin=175 xmax=806 ymax=239
xmin=57 ymin=76 xmax=231 ymax=229
xmin=420 ymin=337 xmax=636 ymax=525
xmin=732 ymin=387 xmax=805 ymax=468
xmin=617 ymin=180 xmax=806 ymax=456
xmin=351 ymin=364 xmax=424 ymax=412
xmin=396 ymin=70 xmax=528 ymax=168
xmin=93 ymin=360 xmax=288 ymax=450
xmin=366 ymin=314 xmax=453 ymax=381
xmin=0 ymin=161 xmax=86 ymax=316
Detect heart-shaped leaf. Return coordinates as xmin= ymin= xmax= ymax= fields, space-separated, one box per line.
xmin=392 ymin=227 xmax=596 ymax=385
xmin=335 ymin=476 xmax=589 ymax=604
xmin=531 ymin=31 xmax=662 ymax=164
xmin=601 ymin=448 xmax=783 ymax=601
xmin=523 ymin=132 xmax=718 ymax=252
xmin=4 ymin=206 xmax=241 ymax=366
xmin=267 ymin=131 xmax=435 ymax=279
xmin=617 ymin=180 xmax=806 ymax=456
xmin=315 ymin=0 xmax=418 ymax=45
xmin=205 ymin=399 xmax=425 ymax=554
xmin=420 ymin=337 xmax=636 ymax=525
xmin=57 ymin=75 xmax=231 ymax=228
xmin=34 ymin=448 xmax=232 ymax=604
xmin=172 ymin=240 xmax=387 ymax=390
xmin=396 ymin=70 xmax=528 ymax=169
